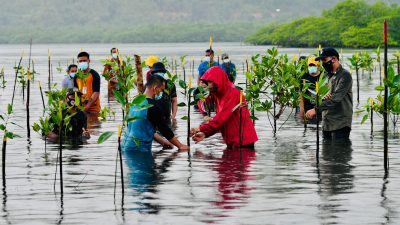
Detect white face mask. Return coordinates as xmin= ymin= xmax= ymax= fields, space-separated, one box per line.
xmin=112 ymin=53 xmax=118 ymax=59
xmin=223 ymin=59 xmax=230 ymax=63
xmin=78 ymin=62 xmax=89 ymax=71
xmin=204 ymin=56 xmax=210 ymax=62
xmin=69 ymin=72 xmax=76 ymax=78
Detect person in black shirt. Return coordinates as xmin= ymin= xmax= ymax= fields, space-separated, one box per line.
xmin=148 ymin=62 xmax=178 ymax=149
xmin=299 ymin=56 xmax=321 ymax=121
xmin=47 ymin=91 xmax=90 ymax=139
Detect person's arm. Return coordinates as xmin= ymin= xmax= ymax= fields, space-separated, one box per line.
xmin=199 ymin=91 xmax=239 ymax=137
xmin=148 ymin=104 xmax=187 ymax=149
xmin=85 ymin=71 xmax=101 ymax=112
xmin=318 ymin=73 xmax=352 ymax=113
xmin=171 ymin=97 xmax=178 ymax=119
xmin=170 ymin=84 xmax=178 ymax=119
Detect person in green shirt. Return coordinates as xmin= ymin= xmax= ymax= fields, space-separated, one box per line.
xmin=306 ymin=47 xmax=353 ymax=140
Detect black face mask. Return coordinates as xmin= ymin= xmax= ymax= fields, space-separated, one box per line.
xmin=322 ymin=60 xmax=334 ymax=73
xmin=67 ymin=98 xmax=75 ymax=107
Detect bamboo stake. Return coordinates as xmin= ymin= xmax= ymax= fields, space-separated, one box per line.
xmin=38 ymin=81 xmax=45 ymax=113
xmin=134 ymin=55 xmax=144 ymax=94
xmin=48 ymin=49 xmax=51 ymax=91
xmin=26 ymin=69 xmax=31 ymax=138
xmin=118 ymin=125 xmax=124 ymax=196
xmin=187 ymin=77 xmax=192 ymax=146
xmin=2 ymin=136 xmax=6 ymax=187
xmin=11 ymin=53 xmax=24 ymax=106
xmin=383 ymin=20 xmax=389 ymax=174
xmin=316 ymin=81 xmax=320 ymax=165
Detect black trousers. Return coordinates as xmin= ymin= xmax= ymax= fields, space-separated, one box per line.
xmin=323 ymin=126 xmax=351 ymax=140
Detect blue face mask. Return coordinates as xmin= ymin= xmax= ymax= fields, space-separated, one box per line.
xmin=308 ymin=66 xmax=318 ymax=74
xmin=78 ymin=62 xmax=89 ymax=71
xmin=69 ymin=72 xmax=76 ymax=78
xmin=155 ymin=91 xmax=163 ymax=100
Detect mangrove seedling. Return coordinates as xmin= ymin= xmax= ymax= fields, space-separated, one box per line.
xmin=348 ymin=53 xmax=362 ymax=104
xmin=1 ymin=104 xmax=20 ymax=186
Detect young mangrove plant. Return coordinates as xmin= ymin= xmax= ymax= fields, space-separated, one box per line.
xmin=178 ymin=74 xmax=198 ymax=146
xmin=1 ymin=104 xmax=20 ymax=187
xmin=360 ymin=51 xmax=374 ymax=80
xmin=0 ymin=67 xmax=6 ymax=88
xmin=348 ymin=53 xmax=362 ymax=104
xmin=373 ymin=47 xmax=382 ymax=85
xmin=246 ymin=48 xmax=306 ymax=136
xmin=304 ymin=73 xmax=330 ymax=165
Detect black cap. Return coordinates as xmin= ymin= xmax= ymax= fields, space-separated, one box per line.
xmin=151 ymin=62 xmax=167 ymax=74
xmin=315 ymin=47 xmax=339 ymax=61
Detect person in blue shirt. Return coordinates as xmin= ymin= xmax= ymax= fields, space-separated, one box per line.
xmin=220 ymin=53 xmax=237 ymax=83
xmin=198 ymin=49 xmax=219 ymax=85
xmin=123 ymin=75 xmax=189 ymax=152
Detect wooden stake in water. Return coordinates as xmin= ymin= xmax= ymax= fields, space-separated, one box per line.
xmin=48 ymin=49 xmax=51 ymax=91
xmin=38 ymin=81 xmax=45 ymax=113
xmin=370 ymin=98 xmax=374 ymax=134
xmin=303 ymin=79 xmax=307 ymax=130
xmin=187 ymin=77 xmax=193 ymax=146
xmin=183 ymin=62 xmax=187 ymax=96
xmin=118 ymin=125 xmax=124 ymax=196
xmin=134 ymin=55 xmax=144 ymax=94
xmin=26 ymin=69 xmax=31 ymax=138
xmin=2 ymin=136 xmax=7 ymax=187
xmin=59 ymin=104 xmax=64 ymax=195
xmin=383 ymin=19 xmax=389 ymax=174
xmin=239 ymin=91 xmax=243 ymax=161
xmin=316 ymin=81 xmax=320 ymax=165
xmin=217 ymin=49 xmax=220 ymax=65
xmin=355 ymin=53 xmax=360 ymax=104
xmin=11 ymin=53 xmax=24 ymax=106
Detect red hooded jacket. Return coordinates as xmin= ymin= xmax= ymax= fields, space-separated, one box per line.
xmin=199 ymin=66 xmax=258 ymax=147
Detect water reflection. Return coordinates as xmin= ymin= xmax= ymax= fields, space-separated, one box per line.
xmin=214 ymin=148 xmax=256 ymax=210
xmin=195 ymin=148 xmax=256 ymax=210
xmin=318 ymin=139 xmax=354 ymax=221
xmin=124 ymin=150 xmax=182 ymax=214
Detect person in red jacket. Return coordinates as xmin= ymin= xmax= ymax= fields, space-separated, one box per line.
xmin=191 ymin=66 xmax=258 ymax=149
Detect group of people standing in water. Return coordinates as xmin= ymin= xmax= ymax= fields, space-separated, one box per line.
xmin=52 ymin=46 xmax=352 ymax=153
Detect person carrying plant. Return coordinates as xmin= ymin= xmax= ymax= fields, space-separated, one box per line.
xmin=220 ymin=53 xmax=237 ymax=83
xmin=191 ymin=66 xmax=258 ymax=149
xmin=102 ymin=48 xmax=120 ymax=93
xmin=47 ymin=91 xmax=90 ymax=139
xmin=299 ymin=57 xmax=321 ymax=121
xmin=75 ymin=51 xmax=101 ymax=114
xmin=62 ymin=64 xmax=77 ymax=90
xmin=306 ymin=47 xmax=353 ymax=139
xmin=145 ymin=55 xmax=159 ymax=81
xmin=123 ymin=75 xmax=189 ymax=151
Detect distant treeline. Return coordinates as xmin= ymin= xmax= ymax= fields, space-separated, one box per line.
xmin=0 ymin=22 xmax=262 ymax=44
xmin=246 ymin=0 xmax=400 ymax=48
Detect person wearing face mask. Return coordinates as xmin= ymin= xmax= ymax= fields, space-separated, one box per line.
xmin=47 ymin=91 xmax=90 ymax=139
xmin=198 ymin=49 xmax=219 ymax=84
xmin=149 ymin=62 xmax=178 ymax=149
xmin=191 ymin=67 xmax=258 ymax=149
xmin=123 ymin=75 xmax=189 ymax=151
xmin=62 ymin=64 xmax=78 ymax=90
xmin=75 ymin=51 xmax=101 ymax=114
xmin=102 ymin=48 xmax=120 ymax=93
xmin=220 ymin=53 xmax=237 ymax=83
xmin=306 ymin=47 xmax=353 ymax=140
xmin=299 ymin=57 xmax=321 ymax=120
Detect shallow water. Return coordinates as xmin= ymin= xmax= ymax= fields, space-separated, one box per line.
xmin=0 ymin=42 xmax=400 ymax=225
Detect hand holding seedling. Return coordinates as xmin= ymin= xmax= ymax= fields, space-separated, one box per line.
xmin=192 ymin=131 xmax=206 ymax=143
xmin=323 ymin=93 xmax=331 ymax=101
xmin=82 ymin=128 xmax=90 ymax=138
xmin=306 ymin=108 xmax=316 ymax=119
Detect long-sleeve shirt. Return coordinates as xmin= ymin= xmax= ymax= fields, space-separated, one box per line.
xmin=318 ymin=65 xmax=353 ymax=131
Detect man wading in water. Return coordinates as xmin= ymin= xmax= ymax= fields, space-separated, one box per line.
xmin=306 ymin=47 xmax=353 ymax=140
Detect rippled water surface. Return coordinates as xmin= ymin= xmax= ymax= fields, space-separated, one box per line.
xmin=0 ymin=43 xmax=400 ymax=224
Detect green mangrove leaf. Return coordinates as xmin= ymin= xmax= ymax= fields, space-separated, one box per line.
xmin=97 ymin=131 xmax=115 ymax=144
